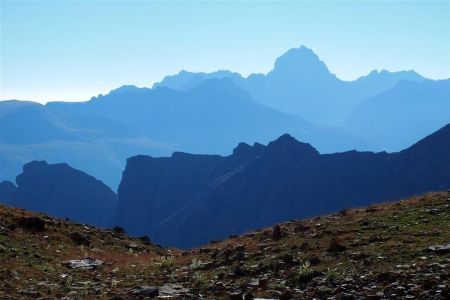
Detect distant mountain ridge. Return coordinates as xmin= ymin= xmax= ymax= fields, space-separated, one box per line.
xmin=345 ymin=79 xmax=450 ymax=150
xmin=1 ymin=45 xmax=448 ymax=189
xmin=154 ymin=45 xmax=448 ymax=151
xmin=0 ymin=124 xmax=448 ymax=247
xmin=116 ymin=124 xmax=450 ymax=248
xmin=0 ymin=77 xmax=375 ymax=189
xmin=155 ymin=46 xmax=427 ymax=126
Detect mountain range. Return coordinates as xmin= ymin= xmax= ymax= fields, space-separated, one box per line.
xmin=1 ymin=45 xmax=448 ymax=190
xmin=155 ymin=47 xmax=449 ymax=151
xmin=2 ymin=124 xmax=449 ymax=248
xmin=116 ymin=124 xmax=450 ymax=248
xmin=155 ymin=46 xmax=428 ymax=127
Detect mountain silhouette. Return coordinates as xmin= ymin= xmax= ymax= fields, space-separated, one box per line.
xmin=155 ymin=45 xmax=426 ymax=126
xmin=8 ymin=161 xmax=117 ymax=227
xmin=345 ymin=79 xmax=450 ymax=151
xmin=1 ymin=78 xmax=373 ymax=189
xmin=1 ymin=45 xmax=445 ymax=190
xmin=0 ymin=100 xmax=80 ymax=144
xmin=116 ymin=124 xmax=450 ymax=248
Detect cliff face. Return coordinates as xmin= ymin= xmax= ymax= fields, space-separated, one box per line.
xmin=116 ymin=125 xmax=450 ymax=248
xmin=115 ymin=152 xmax=224 ymax=235
xmin=11 ymin=161 xmax=117 ymax=227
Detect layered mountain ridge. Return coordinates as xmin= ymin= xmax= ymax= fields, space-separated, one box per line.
xmin=154 ymin=45 xmax=430 ymax=127
xmin=1 ymin=124 xmax=449 ymax=248
xmin=2 ymin=45 xmax=448 ymax=190
xmin=116 ymin=124 xmax=450 ymax=248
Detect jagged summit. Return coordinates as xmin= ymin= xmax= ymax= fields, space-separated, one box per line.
xmin=268 ymin=133 xmax=299 ymax=145
xmin=116 ymin=124 xmax=450 ymax=247
xmin=153 ymin=70 xmax=243 ymax=91
xmin=232 ymin=142 xmax=253 ymax=156
xmin=266 ymin=133 xmax=319 ymax=157
xmin=271 ymin=45 xmax=334 ymax=79
xmin=2 ymin=44 xmax=447 ymax=191
xmin=357 ymin=69 xmax=424 ymax=84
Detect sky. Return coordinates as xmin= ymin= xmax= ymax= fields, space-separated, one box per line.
xmin=1 ymin=0 xmax=449 ymax=103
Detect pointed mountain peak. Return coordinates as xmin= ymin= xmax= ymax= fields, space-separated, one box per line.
xmin=272 ymin=45 xmax=334 ymax=79
xmin=271 ymin=133 xmax=298 ymax=144
xmin=232 ymin=142 xmax=253 ymax=156
xmin=232 ymin=142 xmax=266 ymax=157
xmin=267 ymin=134 xmax=319 ymax=157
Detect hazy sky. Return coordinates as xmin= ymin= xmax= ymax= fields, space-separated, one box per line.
xmin=1 ymin=0 xmax=449 ymax=103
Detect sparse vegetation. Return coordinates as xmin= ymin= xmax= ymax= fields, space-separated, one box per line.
xmin=189 ymin=258 xmax=202 ymax=270
xmin=159 ymin=255 xmax=174 ymax=269
xmin=325 ymin=267 xmax=339 ymax=281
xmin=0 ymin=191 xmax=449 ymax=299
xmin=192 ymin=271 xmax=208 ymax=288
xmin=294 ymin=261 xmax=313 ymax=282
xmin=268 ymin=281 xmax=286 ymax=290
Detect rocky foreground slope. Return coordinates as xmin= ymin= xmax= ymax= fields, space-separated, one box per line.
xmin=1 ymin=192 xmax=449 ymax=299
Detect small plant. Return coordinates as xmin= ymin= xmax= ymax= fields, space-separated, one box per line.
xmin=38 ymin=263 xmax=56 ymax=273
xmin=192 ymin=271 xmax=207 ymax=287
xmin=62 ymin=275 xmax=73 ymax=287
xmin=325 ymin=267 xmax=338 ymax=281
xmin=111 ymin=278 xmax=119 ymax=287
xmin=294 ymin=261 xmax=313 ymax=283
xmin=268 ymin=281 xmax=286 ymax=290
xmin=189 ymin=258 xmax=202 ymax=270
xmin=159 ymin=256 xmax=174 ymax=269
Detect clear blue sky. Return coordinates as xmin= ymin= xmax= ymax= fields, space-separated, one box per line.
xmin=1 ymin=0 xmax=449 ymax=103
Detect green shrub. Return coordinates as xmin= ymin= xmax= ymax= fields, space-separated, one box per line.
xmin=294 ymin=261 xmax=313 ymax=283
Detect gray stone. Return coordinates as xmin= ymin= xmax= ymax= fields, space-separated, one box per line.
xmin=129 ymin=285 xmax=159 ymax=297
xmin=427 ymin=243 xmax=450 ymax=254
xmin=64 ymin=258 xmax=103 ymax=269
